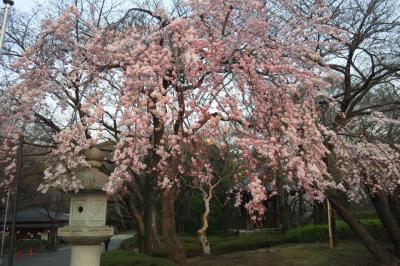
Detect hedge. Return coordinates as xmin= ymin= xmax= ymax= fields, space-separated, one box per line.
xmin=119 ymin=237 xmax=137 ymax=250
xmin=1 ymin=239 xmax=48 ymax=252
xmin=287 ymin=219 xmax=388 ymax=243
xmin=101 ymin=250 xmax=176 ymax=266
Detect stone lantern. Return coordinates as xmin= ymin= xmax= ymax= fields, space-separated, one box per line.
xmin=58 ymin=148 xmax=114 ymax=266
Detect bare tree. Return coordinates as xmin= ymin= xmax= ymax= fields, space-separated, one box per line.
xmin=319 ymin=0 xmax=400 ymax=259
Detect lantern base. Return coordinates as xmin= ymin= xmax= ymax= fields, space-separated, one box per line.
xmin=59 ymin=226 xmax=113 ymax=266
xmin=70 ymin=244 xmax=101 ymax=266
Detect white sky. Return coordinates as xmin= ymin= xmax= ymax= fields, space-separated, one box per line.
xmin=12 ymin=0 xmax=36 ymax=11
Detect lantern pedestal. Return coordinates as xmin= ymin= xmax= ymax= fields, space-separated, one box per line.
xmin=71 ymin=245 xmax=101 ymax=266
xmin=58 ymin=148 xmax=113 ymax=266
xmin=59 ymin=225 xmax=113 ymax=266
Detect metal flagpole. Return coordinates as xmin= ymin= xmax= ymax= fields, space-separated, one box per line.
xmin=7 ymin=134 xmax=23 ymax=266
xmin=0 ymin=1 xmax=14 ymax=265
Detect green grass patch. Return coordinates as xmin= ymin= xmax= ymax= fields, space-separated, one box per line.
xmin=268 ymin=241 xmax=378 ymax=266
xmin=187 ymin=241 xmax=379 ymax=266
xmin=101 ymin=250 xmax=176 ymax=266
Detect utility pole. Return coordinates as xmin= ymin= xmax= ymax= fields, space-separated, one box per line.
xmin=7 ymin=134 xmax=23 ymax=266
xmin=0 ymin=191 xmax=10 ymax=265
xmin=0 ymin=0 xmax=14 ymax=52
xmin=0 ymin=1 xmax=14 ymax=265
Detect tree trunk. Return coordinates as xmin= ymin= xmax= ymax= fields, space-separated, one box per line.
xmin=298 ymin=193 xmax=305 ymax=225
xmin=369 ymin=189 xmax=400 ymax=258
xmin=276 ymin=173 xmax=290 ymax=232
xmin=47 ymin=218 xmax=60 ymax=251
xmin=328 ymin=195 xmax=397 ymax=265
xmin=236 ymin=208 xmax=240 ymax=236
xmin=144 ymin=107 xmax=164 ymax=255
xmin=143 ymin=174 xmax=155 ymax=255
xmin=388 ymin=187 xmax=400 ymax=228
xmin=278 ymin=193 xmax=290 ymax=233
xmin=161 ymin=189 xmax=186 ymax=266
xmin=198 ymin=190 xmax=212 ymax=255
xmin=313 ymin=201 xmax=327 ymax=225
xmin=136 ymin=220 xmax=145 ymax=253
xmin=312 ymin=202 xmax=320 ymax=225
xmin=127 ymin=200 xmax=145 ymax=252
xmin=222 ymin=205 xmax=228 ymax=237
xmin=48 ymin=227 xmax=57 ymax=251
xmin=269 ymin=195 xmax=278 ymax=227
xmin=151 ymin=207 xmax=160 ymax=250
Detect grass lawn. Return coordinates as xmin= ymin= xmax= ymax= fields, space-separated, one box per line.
xmin=101 ymin=250 xmax=175 ymax=266
xmin=115 ymin=220 xmax=389 ymax=265
xmin=120 ymin=219 xmax=387 ymax=259
xmin=120 ymin=233 xmax=288 ymax=258
xmin=188 ymin=241 xmax=378 ymax=266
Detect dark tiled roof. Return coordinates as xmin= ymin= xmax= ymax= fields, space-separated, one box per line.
xmin=0 ymin=206 xmax=68 ymax=225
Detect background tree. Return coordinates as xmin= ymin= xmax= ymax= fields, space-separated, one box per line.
xmin=313 ymin=0 xmax=400 ymax=260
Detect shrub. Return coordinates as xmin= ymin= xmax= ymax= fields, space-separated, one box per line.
xmin=359 ymin=219 xmax=387 ymax=240
xmin=287 ymin=224 xmax=328 ymax=243
xmin=211 ymin=233 xmax=289 ymax=255
xmin=101 ymin=250 xmax=175 ymax=266
xmin=120 ymin=237 xmax=138 ymax=250
xmin=349 ymin=210 xmax=378 ymax=220
xmin=287 ymin=219 xmax=388 ymax=243
xmin=3 ymin=239 xmax=48 ymax=252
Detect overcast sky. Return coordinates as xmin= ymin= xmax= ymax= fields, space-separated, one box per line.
xmin=12 ymin=0 xmax=35 ymax=11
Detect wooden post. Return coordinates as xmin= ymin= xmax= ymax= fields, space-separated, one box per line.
xmin=327 ymin=199 xmax=334 ymax=249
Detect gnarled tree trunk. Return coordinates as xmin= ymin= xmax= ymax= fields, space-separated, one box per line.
xmin=151 ymin=208 xmax=160 ymax=250
xmin=198 ymin=187 xmax=212 ymax=255
xmin=368 ymin=189 xmax=400 ymax=258
xmin=328 ymin=195 xmax=397 ymax=265
xmin=278 ymin=192 xmax=290 ymax=233
xmin=388 ymin=187 xmax=400 ymax=228
xmin=298 ymin=192 xmax=305 ymax=225
xmin=276 ymin=173 xmax=290 ymax=233
xmin=143 ymin=174 xmax=155 ymax=255
xmin=127 ymin=199 xmax=145 ymax=252
xmin=161 ymin=188 xmax=186 ymax=266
